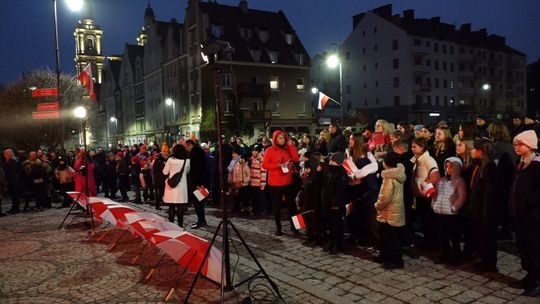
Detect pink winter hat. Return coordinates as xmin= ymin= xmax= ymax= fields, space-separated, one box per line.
xmin=514 ymin=130 xmax=538 ymax=150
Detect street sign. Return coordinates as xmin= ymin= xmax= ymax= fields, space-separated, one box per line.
xmin=37 ymin=102 xmax=60 ymax=111
xmin=32 ymin=88 xmax=58 ymax=97
xmin=32 ymin=111 xmax=60 ymax=120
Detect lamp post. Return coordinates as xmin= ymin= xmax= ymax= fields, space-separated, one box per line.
xmin=165 ymin=98 xmax=175 ymax=145
xmin=52 ymin=0 xmax=83 ymax=153
xmin=110 ymin=116 xmax=117 ymax=146
xmin=326 ymin=52 xmax=343 ymax=126
xmin=73 ymin=105 xmax=94 ymax=229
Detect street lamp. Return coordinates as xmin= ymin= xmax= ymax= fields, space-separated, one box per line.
xmin=326 ymin=52 xmax=343 ymax=126
xmin=165 ymin=98 xmax=176 ymax=145
xmin=53 ymin=0 xmax=84 ymax=153
xmin=311 ymin=87 xmax=319 ymax=94
xmin=482 ymin=83 xmax=491 ymax=91
xmin=110 ymin=116 xmax=117 ymax=145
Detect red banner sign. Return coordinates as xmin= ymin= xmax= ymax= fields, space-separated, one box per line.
xmin=32 ymin=88 xmax=58 ymax=97
xmin=37 ymin=102 xmax=60 ymax=111
xmin=32 ymin=111 xmax=60 ymax=120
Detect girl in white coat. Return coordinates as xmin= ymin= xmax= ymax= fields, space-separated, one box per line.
xmin=163 ymin=144 xmax=191 ymax=227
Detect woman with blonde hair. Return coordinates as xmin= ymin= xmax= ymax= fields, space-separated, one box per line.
xmin=367 ymin=119 xmax=391 ymax=153
xmin=431 ymin=126 xmax=456 ymax=177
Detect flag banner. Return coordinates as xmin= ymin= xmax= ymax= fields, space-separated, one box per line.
xmin=422 ymin=182 xmax=436 ymax=198
xmin=318 ymin=92 xmax=330 ymax=110
xmin=291 ymin=213 xmax=306 ymax=230
xmin=345 ymin=202 xmax=353 ymax=217
xmin=193 ymin=186 xmax=210 ymax=201
xmin=77 ymin=64 xmax=96 ymax=101
xmin=342 ymin=158 xmax=359 ymax=176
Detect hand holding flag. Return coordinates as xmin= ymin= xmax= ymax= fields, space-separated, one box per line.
xmin=77 ymin=64 xmax=96 ymax=101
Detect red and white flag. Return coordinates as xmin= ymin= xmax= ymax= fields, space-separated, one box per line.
xmin=193 ymin=186 xmax=210 ymax=201
xmin=77 ymin=63 xmax=96 ymax=101
xmin=422 ymin=182 xmax=436 ymax=198
xmin=342 ymin=159 xmax=359 ymax=176
xmin=318 ymin=92 xmax=330 ymax=110
xmin=346 ymin=202 xmax=353 ymax=217
xmin=291 ymin=213 xmax=307 ymax=230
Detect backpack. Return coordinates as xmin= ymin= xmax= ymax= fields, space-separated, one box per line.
xmin=167 ymin=160 xmax=186 ymax=188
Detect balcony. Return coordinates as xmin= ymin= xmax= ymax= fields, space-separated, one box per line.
xmin=458 ymin=53 xmax=474 ymax=62
xmin=412 ymin=66 xmax=431 ymax=75
xmin=241 ymin=109 xmax=272 ymax=121
xmin=236 ymin=83 xmax=271 ymax=98
xmin=458 ymin=70 xmax=475 ymax=79
xmin=413 ymin=44 xmax=430 ymax=56
xmin=413 ymin=83 xmax=431 ymax=92
xmin=458 ymin=87 xmax=474 ymax=96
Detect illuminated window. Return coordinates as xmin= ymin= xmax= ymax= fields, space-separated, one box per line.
xmin=296 ymin=78 xmax=305 ymax=91
xmin=269 ymin=76 xmax=279 ymax=91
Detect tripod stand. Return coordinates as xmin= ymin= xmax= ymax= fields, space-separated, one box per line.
xmin=58 ymin=111 xmax=94 ymax=231
xmin=184 ymin=45 xmax=282 ymax=303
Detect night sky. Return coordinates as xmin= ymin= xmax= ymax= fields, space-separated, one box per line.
xmin=1 ymin=0 xmax=539 ymax=86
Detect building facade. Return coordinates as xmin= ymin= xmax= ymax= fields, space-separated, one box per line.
xmin=94 ymin=0 xmax=312 ymax=148
xmin=341 ymin=4 xmax=527 ymax=124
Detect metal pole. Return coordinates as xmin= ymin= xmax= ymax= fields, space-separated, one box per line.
xmin=53 ymin=0 xmax=65 ymax=153
xmin=339 ymin=60 xmax=343 ymax=127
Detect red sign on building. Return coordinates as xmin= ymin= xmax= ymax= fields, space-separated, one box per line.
xmin=32 ymin=111 xmax=60 ymax=120
xmin=32 ymin=88 xmax=58 ymax=97
xmin=37 ymin=102 xmax=60 ymax=111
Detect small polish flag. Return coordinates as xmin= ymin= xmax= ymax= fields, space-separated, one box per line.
xmin=345 ymin=202 xmax=353 ymax=217
xmin=193 ymin=186 xmax=210 ymax=201
xmin=422 ymin=182 xmax=436 ymax=198
xmin=291 ymin=213 xmax=306 ymax=230
xmin=77 ymin=63 xmax=96 ymax=101
xmin=342 ymin=159 xmax=359 ymax=176
xmin=318 ymin=92 xmax=330 ymax=110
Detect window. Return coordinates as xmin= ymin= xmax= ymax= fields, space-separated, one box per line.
xmin=414 ymin=39 xmax=421 ymax=46
xmin=426 ymin=59 xmax=431 ymax=66
xmin=376 ymin=98 xmax=379 ymax=105
xmin=252 ymin=75 xmax=263 ymax=84
xmin=450 ymin=46 xmax=454 ymax=54
xmin=426 ymin=41 xmax=431 ymax=47
xmin=222 ymin=73 xmax=232 ymax=89
xmin=362 ymin=48 xmax=366 ymax=55
xmin=414 ymin=56 xmax=422 ymax=65
xmin=434 ymin=43 xmax=439 ymax=53
xmin=374 ymin=62 xmax=378 ymax=69
xmin=258 ymin=29 xmax=269 ymax=42
xmin=364 ymin=99 xmax=368 ymax=106
xmin=364 ymin=81 xmax=367 ymax=89
xmin=450 ymin=80 xmax=455 ymax=89
xmin=271 ymin=101 xmax=280 ymax=113
xmin=442 ymin=44 xmax=447 ymax=53
xmin=250 ymin=49 xmax=261 ymax=62
xmin=223 ymin=100 xmax=233 ymax=113
xmin=373 ymin=27 xmax=377 ymax=33
xmin=393 ymin=77 xmax=400 ymax=88
xmin=435 ymin=78 xmax=439 ymax=88
xmin=269 ymin=76 xmax=279 ymax=90
xmin=240 ymin=27 xmax=252 ymax=39
xmin=374 ymin=45 xmax=378 ymax=51
xmin=436 ymin=96 xmax=440 ymax=105
xmin=443 ymin=79 xmax=448 ymax=89
xmin=393 ymin=58 xmax=399 ymax=69
xmin=450 ymin=63 xmax=454 ymax=72
xmin=362 ymin=30 xmax=366 ymax=37
xmin=295 ymin=53 xmax=304 ymax=65
xmin=211 ymin=24 xmax=223 ymax=38
xmin=394 ymin=96 xmax=400 ymax=106
xmin=443 ymin=62 xmax=447 ymax=71
xmin=285 ymin=33 xmax=294 ymax=45
xmin=375 ymin=80 xmax=379 ymax=87
xmin=434 ymin=60 xmax=439 ymax=70
xmin=296 ymin=78 xmax=305 ymax=91
xmin=427 ymin=96 xmax=432 ymax=105
xmin=363 ymin=64 xmax=366 ymax=71
xmin=345 ymin=52 xmax=351 ymax=60
xmin=416 ymin=95 xmax=422 ymax=104
xmin=268 ymin=50 xmax=278 ymax=63
xmin=392 ymin=40 xmax=399 ymax=50
xmin=253 ymin=100 xmax=263 ymax=110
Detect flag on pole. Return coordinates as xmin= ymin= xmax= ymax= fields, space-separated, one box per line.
xmin=77 ymin=64 xmax=96 ymax=101
xmin=291 ymin=213 xmax=307 ymax=230
xmin=193 ymin=186 xmax=210 ymax=201
xmin=318 ymin=92 xmax=330 ymax=110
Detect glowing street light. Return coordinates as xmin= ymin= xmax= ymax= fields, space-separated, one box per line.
xmin=73 ymin=106 xmax=87 ymax=119
xmin=326 ymin=51 xmax=343 ymax=126
xmin=482 ymin=83 xmax=491 ymax=91
xmin=65 ymin=0 xmax=84 ymax=12
xmin=311 ymin=87 xmax=319 ymax=94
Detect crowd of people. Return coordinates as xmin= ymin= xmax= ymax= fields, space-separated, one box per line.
xmin=0 ymin=113 xmax=539 ymax=297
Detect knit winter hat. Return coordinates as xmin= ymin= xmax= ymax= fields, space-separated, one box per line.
xmin=383 ymin=151 xmax=400 ymax=168
xmin=514 ymin=130 xmax=538 ymax=150
xmin=330 ymin=152 xmax=345 ymax=165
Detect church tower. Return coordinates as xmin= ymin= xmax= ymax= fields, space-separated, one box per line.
xmin=137 ymin=2 xmax=155 ymax=46
xmin=74 ymin=1 xmax=104 ymax=84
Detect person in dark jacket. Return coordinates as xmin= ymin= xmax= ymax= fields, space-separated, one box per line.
xmin=103 ymin=153 xmax=117 ymax=199
xmin=465 ymin=138 xmax=503 ymax=273
xmin=328 ymin=123 xmax=347 ymax=154
xmin=262 ymin=130 xmax=299 ymax=236
xmin=510 ymin=130 xmax=540 ymax=297
xmin=431 ymin=126 xmax=456 ymax=177
xmin=3 ymin=149 xmax=22 ymax=214
xmin=129 ymin=156 xmax=142 ymax=204
xmin=322 ymin=152 xmax=348 ymax=254
xmin=185 ymin=139 xmax=210 ymax=228
xmin=151 ymin=144 xmax=168 ymax=210
xmin=115 ymin=152 xmax=129 ymax=202
xmin=298 ymin=152 xmax=323 ymax=246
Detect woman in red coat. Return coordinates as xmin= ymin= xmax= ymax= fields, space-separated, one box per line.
xmin=74 ymin=150 xmax=96 ymax=197
xmin=262 ymin=130 xmax=299 ymax=236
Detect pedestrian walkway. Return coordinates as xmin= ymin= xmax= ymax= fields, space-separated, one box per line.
xmin=0 ymin=197 xmax=538 ymax=303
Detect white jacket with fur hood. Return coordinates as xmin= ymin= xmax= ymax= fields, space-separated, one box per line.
xmin=375 ymin=163 xmax=406 ymax=227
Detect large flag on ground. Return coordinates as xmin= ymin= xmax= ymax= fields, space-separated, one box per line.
xmin=318 ymin=92 xmax=330 ymax=110
xmin=78 ymin=64 xmax=96 ymax=101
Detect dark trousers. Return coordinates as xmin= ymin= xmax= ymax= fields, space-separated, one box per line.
xmin=7 ymin=188 xmax=20 ymax=212
xmin=304 ymin=210 xmax=321 ymax=242
xmin=328 ymin=207 xmax=345 ymax=250
xmin=475 ymin=218 xmax=498 ymax=267
xmin=168 ymin=204 xmax=185 ymax=227
xmin=118 ymin=175 xmax=129 ymax=200
xmin=104 ymin=178 xmax=117 ymax=198
xmin=380 ymin=223 xmax=403 ymax=265
xmin=33 ymin=182 xmax=48 ymax=209
xmin=250 ymin=186 xmax=265 ymax=214
xmin=437 ymin=214 xmax=461 ymax=260
xmin=462 ymin=215 xmax=476 ymax=256
xmin=153 ymin=181 xmax=165 ymax=209
xmin=416 ymin=196 xmax=438 ymax=248
xmin=516 ymin=222 xmax=540 ymax=280
xmin=193 ymin=198 xmax=206 ymax=224
xmin=269 ymin=185 xmax=297 ymax=233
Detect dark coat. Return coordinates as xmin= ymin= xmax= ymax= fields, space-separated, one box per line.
xmin=151 ymin=154 xmax=167 ymax=187
xmin=464 ymin=161 xmax=503 ymax=223
xmin=431 ymin=140 xmax=456 ymax=177
xmin=189 ymin=145 xmax=209 ymax=187
xmin=510 ymin=156 xmax=540 ymax=223
xmin=3 ymin=158 xmax=22 ymax=194
xmin=322 ymin=165 xmax=348 ymax=208
xmin=328 ymin=129 xmax=347 ymax=154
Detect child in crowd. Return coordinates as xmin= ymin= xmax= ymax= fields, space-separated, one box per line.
xmin=228 ymin=149 xmax=250 ymax=214
xmin=374 ymin=152 xmax=406 ymax=269
xmin=322 ymin=152 xmax=348 ymax=254
xmin=298 ymin=152 xmax=323 ymax=246
xmin=431 ymin=157 xmax=467 ymax=265
xmin=249 ymin=145 xmax=266 ymax=215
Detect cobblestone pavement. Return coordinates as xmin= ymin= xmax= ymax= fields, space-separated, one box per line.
xmin=1 ymin=197 xmax=539 ymax=304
